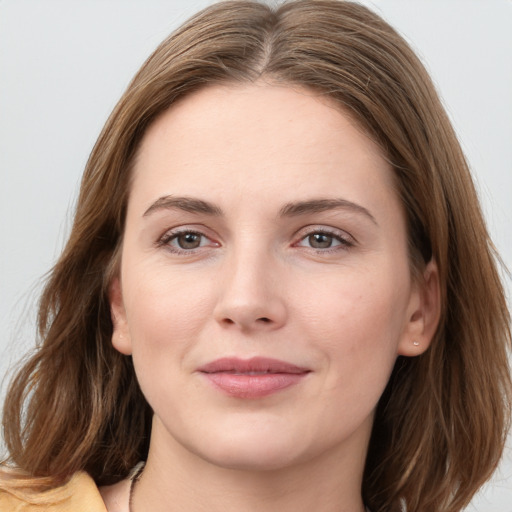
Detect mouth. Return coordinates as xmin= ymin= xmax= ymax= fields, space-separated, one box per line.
xmin=197 ymin=357 xmax=311 ymax=398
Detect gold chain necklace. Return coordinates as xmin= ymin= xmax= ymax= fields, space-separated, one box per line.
xmin=128 ymin=462 xmax=145 ymax=512
xmin=127 ymin=462 xmax=371 ymax=512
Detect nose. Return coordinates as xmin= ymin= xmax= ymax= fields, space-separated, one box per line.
xmin=213 ymin=247 xmax=287 ymax=333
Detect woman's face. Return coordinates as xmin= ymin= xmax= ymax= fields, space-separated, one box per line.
xmin=111 ymin=83 xmax=437 ymax=472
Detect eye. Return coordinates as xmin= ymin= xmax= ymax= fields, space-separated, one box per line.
xmin=158 ymin=229 xmax=217 ymax=253
xmin=174 ymin=232 xmax=205 ymax=250
xmin=295 ymin=229 xmax=354 ymax=251
xmin=305 ymin=233 xmax=339 ymax=249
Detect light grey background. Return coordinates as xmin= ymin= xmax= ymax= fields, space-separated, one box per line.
xmin=1 ymin=1 xmax=511 ymax=510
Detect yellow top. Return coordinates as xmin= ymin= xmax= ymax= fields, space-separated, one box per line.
xmin=0 ymin=471 xmax=107 ymax=511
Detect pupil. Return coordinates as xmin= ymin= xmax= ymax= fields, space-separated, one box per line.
xmin=309 ymin=233 xmax=332 ymax=249
xmin=178 ymin=233 xmax=201 ymax=249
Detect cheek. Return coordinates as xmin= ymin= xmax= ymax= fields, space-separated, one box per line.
xmin=297 ymin=266 xmax=410 ymax=380
xmin=122 ymin=266 xmax=215 ymax=354
xmin=302 ymin=267 xmax=408 ymax=339
xmin=121 ymin=269 xmax=217 ymax=410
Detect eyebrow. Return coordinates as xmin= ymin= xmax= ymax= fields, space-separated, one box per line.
xmin=279 ymin=198 xmax=378 ymax=225
xmin=143 ymin=195 xmax=377 ymax=225
xmin=143 ymin=196 xmax=223 ymax=217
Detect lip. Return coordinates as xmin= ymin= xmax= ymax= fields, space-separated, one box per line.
xmin=197 ymin=357 xmax=311 ymax=398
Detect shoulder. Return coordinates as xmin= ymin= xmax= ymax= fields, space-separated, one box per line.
xmin=0 ymin=470 xmax=107 ymax=511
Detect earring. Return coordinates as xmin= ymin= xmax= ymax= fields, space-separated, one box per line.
xmin=413 ymin=340 xmax=420 ymax=346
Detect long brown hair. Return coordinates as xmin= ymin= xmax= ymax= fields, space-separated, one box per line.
xmin=2 ymin=1 xmax=510 ymax=511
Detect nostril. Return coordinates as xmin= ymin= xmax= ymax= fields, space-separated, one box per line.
xmin=257 ymin=317 xmax=271 ymax=323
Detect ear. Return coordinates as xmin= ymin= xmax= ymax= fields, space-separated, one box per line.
xmin=109 ymin=277 xmax=133 ymax=355
xmin=398 ymin=260 xmax=441 ymax=357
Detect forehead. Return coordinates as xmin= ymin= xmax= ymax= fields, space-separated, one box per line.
xmin=130 ymin=83 xmax=397 ymax=212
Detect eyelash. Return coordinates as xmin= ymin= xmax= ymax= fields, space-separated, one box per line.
xmin=156 ymin=227 xmax=355 ymax=255
xmin=156 ymin=229 xmax=217 ymax=254
xmin=293 ymin=228 xmax=355 ymax=253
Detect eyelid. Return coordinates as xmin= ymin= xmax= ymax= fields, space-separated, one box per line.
xmin=156 ymin=225 xmax=220 ymax=253
xmin=292 ymin=225 xmax=356 ymax=249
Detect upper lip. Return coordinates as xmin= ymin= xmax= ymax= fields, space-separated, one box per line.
xmin=197 ymin=357 xmax=310 ymax=374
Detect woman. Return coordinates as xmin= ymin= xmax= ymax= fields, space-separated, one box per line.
xmin=1 ymin=1 xmax=510 ymax=511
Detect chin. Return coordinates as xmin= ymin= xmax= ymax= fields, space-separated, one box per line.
xmin=196 ymin=443 xmax=302 ymax=472
xmin=184 ymin=425 xmax=312 ymax=472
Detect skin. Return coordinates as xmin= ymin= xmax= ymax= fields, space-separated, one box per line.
xmin=103 ymin=83 xmax=440 ymax=512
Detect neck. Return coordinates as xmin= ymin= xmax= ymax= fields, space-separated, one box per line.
xmin=132 ymin=418 xmax=369 ymax=512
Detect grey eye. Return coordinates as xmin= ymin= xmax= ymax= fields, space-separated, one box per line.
xmin=176 ymin=232 xmax=203 ymax=249
xmin=308 ymin=233 xmax=335 ymax=249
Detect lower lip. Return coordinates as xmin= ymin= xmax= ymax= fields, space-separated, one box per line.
xmin=202 ymin=372 xmax=307 ymax=398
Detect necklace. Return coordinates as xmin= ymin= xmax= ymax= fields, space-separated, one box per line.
xmin=128 ymin=461 xmax=145 ymax=512
xmin=127 ymin=462 xmax=371 ymax=512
